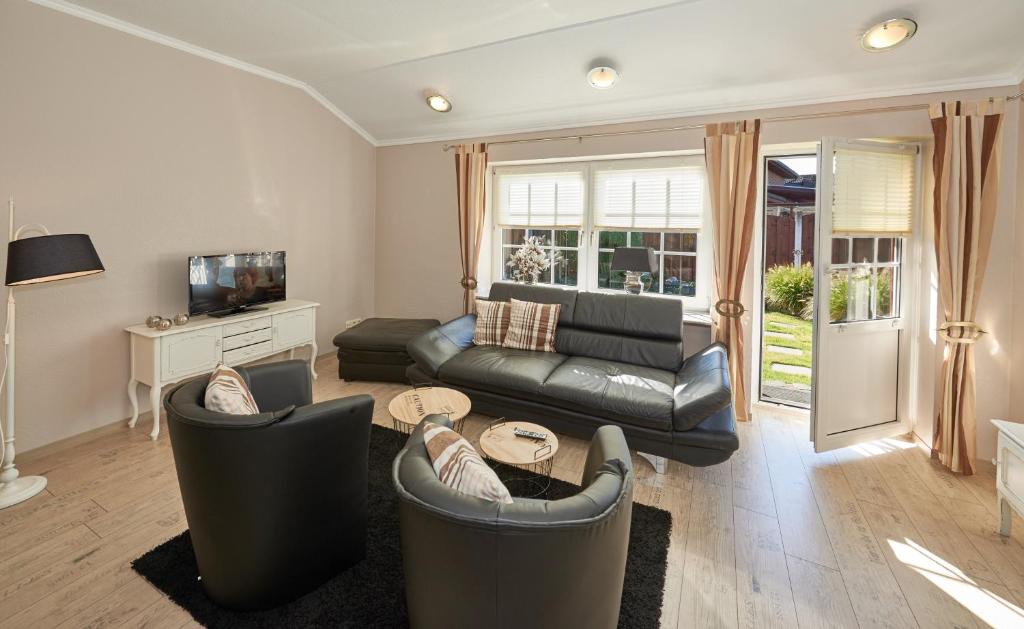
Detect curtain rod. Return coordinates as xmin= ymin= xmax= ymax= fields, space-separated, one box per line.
xmin=441 ymin=91 xmax=1023 ymax=151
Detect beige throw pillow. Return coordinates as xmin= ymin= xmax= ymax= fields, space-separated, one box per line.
xmin=472 ymin=299 xmax=511 ymax=346
xmin=502 ymin=298 xmax=561 ymax=353
xmin=205 ymin=363 xmax=260 ymax=415
xmin=422 ymin=423 xmax=513 ymax=504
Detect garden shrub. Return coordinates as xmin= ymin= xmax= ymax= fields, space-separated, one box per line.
xmin=764 ymin=264 xmax=814 ymax=318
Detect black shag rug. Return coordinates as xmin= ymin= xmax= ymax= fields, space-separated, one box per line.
xmin=132 ymin=424 xmax=671 ymax=628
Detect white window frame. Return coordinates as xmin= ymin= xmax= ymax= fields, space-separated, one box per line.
xmin=489 ymin=153 xmax=712 ymax=311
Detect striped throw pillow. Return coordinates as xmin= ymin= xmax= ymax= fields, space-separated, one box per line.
xmin=502 ymin=298 xmax=561 ymax=353
xmin=472 ymin=299 xmax=511 ymax=346
xmin=422 ymin=423 xmax=513 ymax=504
xmin=204 ymin=363 xmax=260 ymax=415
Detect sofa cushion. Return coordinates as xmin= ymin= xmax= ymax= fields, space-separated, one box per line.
xmin=205 ymin=363 xmax=260 ymax=415
xmin=422 ymin=423 xmax=513 ymax=504
xmin=572 ymin=292 xmax=683 ymax=341
xmin=503 ymin=299 xmax=561 ymax=353
xmin=542 ymin=357 xmax=675 ymax=431
xmin=472 ymin=299 xmax=511 ymax=346
xmin=438 ymin=345 xmax=568 ymax=396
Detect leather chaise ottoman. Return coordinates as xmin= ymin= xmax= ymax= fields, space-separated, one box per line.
xmin=333 ymin=318 xmax=440 ymax=383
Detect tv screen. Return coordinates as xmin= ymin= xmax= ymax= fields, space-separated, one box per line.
xmin=188 ymin=251 xmax=286 ymax=316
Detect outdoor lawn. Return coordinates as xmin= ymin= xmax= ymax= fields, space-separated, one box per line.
xmin=761 ymin=312 xmax=812 ymax=386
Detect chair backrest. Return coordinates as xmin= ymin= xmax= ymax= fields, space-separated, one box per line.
xmin=486 ymin=282 xmax=685 ymax=371
xmin=392 ymin=416 xmax=634 ymax=629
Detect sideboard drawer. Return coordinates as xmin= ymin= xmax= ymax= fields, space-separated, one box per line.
xmin=222 ymin=327 xmax=272 ymax=351
xmin=223 ymin=340 xmax=274 ymax=366
xmin=223 ymin=316 xmax=272 ymax=338
xmin=161 ymin=328 xmax=223 ymax=380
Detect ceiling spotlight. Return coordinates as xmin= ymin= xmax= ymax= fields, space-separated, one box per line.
xmin=861 ymin=17 xmax=917 ymax=52
xmin=587 ymin=66 xmax=619 ymax=90
xmin=425 ymin=93 xmax=452 ymax=113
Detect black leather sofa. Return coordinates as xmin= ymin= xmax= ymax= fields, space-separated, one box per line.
xmin=407 ymin=282 xmax=738 ymax=466
xmin=164 ymin=360 xmax=375 ymax=610
xmin=393 ymin=414 xmax=635 ymax=629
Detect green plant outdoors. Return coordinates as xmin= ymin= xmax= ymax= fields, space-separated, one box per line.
xmin=763 ymin=264 xmax=814 ymax=319
xmin=761 ymin=312 xmax=812 ymax=386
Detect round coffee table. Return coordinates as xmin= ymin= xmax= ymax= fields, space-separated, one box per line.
xmin=388 ymin=386 xmax=471 ymax=434
xmin=478 ymin=420 xmax=559 ymax=497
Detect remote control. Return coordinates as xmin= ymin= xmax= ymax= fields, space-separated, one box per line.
xmin=513 ymin=427 xmax=548 ymax=441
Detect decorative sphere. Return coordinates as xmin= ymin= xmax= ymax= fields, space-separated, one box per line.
xmin=155 ymin=318 xmax=173 ymax=331
xmin=173 ymin=313 xmax=189 ymax=326
xmin=145 ymin=315 xmax=163 ymax=328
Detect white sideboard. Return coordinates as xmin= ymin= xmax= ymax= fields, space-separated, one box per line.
xmin=993 ymin=419 xmax=1024 ymax=536
xmin=125 ymin=299 xmax=320 ymax=440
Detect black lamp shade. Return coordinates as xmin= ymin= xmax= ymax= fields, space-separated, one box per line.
xmin=6 ymin=234 xmax=104 ymax=286
xmin=610 ymin=247 xmax=657 ymax=274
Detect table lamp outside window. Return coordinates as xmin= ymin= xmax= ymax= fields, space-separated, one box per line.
xmin=0 ymin=198 xmax=104 ymax=509
xmin=610 ymin=247 xmax=656 ymax=295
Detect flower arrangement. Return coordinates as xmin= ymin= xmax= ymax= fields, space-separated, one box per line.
xmin=507 ymin=235 xmax=561 ymax=283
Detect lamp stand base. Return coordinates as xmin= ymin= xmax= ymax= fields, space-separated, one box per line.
xmin=623 ymin=271 xmax=646 ymax=295
xmin=0 ymin=475 xmax=47 ymax=510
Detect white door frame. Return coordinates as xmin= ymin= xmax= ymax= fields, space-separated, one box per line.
xmin=750 ymin=143 xmax=818 ymax=416
xmin=810 ymin=138 xmax=923 ymax=452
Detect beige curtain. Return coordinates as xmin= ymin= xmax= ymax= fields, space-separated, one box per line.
xmin=454 ymin=143 xmax=488 ymax=314
xmin=704 ymin=120 xmax=761 ymax=422
xmin=930 ymin=99 xmax=1004 ymax=475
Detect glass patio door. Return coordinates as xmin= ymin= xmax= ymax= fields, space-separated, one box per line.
xmin=810 ymin=138 xmax=920 ymax=453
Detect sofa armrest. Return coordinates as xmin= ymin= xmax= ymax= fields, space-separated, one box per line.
xmin=406 ymin=314 xmax=477 ymax=378
xmin=673 ymin=342 xmax=733 ymax=431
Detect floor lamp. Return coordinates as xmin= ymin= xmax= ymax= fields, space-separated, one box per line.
xmin=0 ymin=198 xmax=104 ymax=509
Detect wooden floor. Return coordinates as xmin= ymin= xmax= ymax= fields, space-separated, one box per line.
xmin=2 ymin=355 xmax=1024 ymax=628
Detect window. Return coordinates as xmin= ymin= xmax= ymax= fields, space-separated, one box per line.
xmin=828 ymin=236 xmax=902 ymax=322
xmin=491 ymin=155 xmax=710 ymax=307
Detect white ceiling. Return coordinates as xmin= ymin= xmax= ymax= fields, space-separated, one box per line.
xmin=39 ymin=0 xmax=1024 ymax=145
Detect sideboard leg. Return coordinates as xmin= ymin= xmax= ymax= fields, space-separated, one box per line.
xmin=127 ymin=378 xmax=140 ymax=427
xmin=149 ymin=384 xmax=162 ymax=441
xmin=309 ymin=341 xmax=319 ymax=380
xmin=999 ymin=496 xmax=1013 ymax=537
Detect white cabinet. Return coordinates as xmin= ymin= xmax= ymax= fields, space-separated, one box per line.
xmin=161 ymin=328 xmax=223 ymax=380
xmin=994 ymin=420 xmax=1024 ymax=536
xmin=126 ymin=300 xmax=320 ymax=440
xmin=273 ymin=309 xmax=314 ymax=351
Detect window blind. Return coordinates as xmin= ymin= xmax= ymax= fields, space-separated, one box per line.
xmin=494 ymin=169 xmax=585 ymax=227
xmin=593 ymin=157 xmax=706 ymax=230
xmin=831 ymin=147 xmax=916 ymax=234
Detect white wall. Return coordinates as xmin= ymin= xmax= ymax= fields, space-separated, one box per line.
xmin=0 ymin=1 xmax=376 ymax=451
xmin=375 ymin=88 xmax=1022 ymax=461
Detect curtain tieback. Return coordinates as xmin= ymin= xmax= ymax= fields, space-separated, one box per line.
xmin=459 ymin=276 xmax=478 ymax=290
xmin=714 ymin=299 xmax=745 ymax=319
xmin=937 ymin=321 xmax=985 ymax=344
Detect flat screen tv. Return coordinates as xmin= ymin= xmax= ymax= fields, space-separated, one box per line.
xmin=188 ymin=251 xmax=286 ymax=317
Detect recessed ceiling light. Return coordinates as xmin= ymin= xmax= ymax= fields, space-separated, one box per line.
xmin=587 ymin=66 xmax=619 ymax=90
xmin=861 ymin=17 xmax=917 ymax=52
xmin=425 ymin=93 xmax=452 ymax=113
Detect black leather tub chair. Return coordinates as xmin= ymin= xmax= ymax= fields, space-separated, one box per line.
xmin=164 ymin=360 xmax=374 ymax=611
xmin=393 ymin=414 xmax=635 ymax=629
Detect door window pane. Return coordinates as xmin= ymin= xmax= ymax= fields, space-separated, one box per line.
xmin=875 ymin=267 xmax=896 ymax=318
xmin=852 ymin=238 xmax=874 ymax=264
xmin=876 ymin=238 xmax=897 ymax=263
xmin=831 ymin=238 xmax=849 ymax=265
xmin=828 ymin=269 xmax=850 ymax=323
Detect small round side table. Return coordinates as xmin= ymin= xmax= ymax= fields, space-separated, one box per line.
xmin=478 ymin=420 xmax=559 ymax=497
xmin=387 ymin=386 xmax=471 ymax=434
